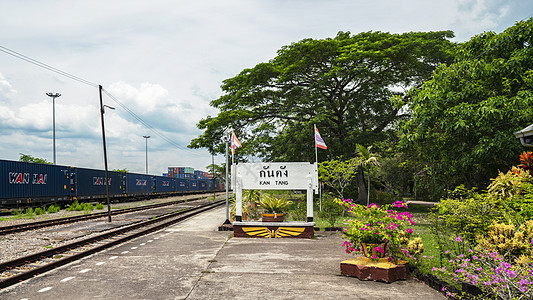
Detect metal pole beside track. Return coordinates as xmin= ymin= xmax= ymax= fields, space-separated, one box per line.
xmin=143 ymin=135 xmax=150 ymax=174
xmin=99 ymin=85 xmax=112 ymax=223
xmin=224 ymin=131 xmax=230 ymax=224
xmin=46 ymin=92 xmax=61 ymax=165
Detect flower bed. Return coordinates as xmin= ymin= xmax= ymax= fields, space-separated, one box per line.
xmin=336 ymin=199 xmax=421 ymax=262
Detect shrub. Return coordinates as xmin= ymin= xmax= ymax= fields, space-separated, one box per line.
xmin=432 ymin=192 xmax=501 ymax=245
xmin=434 ymin=237 xmax=533 ymax=300
xmin=25 ymin=207 xmax=35 ymax=218
xmin=317 ymin=195 xmax=344 ymax=227
xmin=66 ymin=201 xmax=84 ymax=211
xmin=477 ymin=220 xmax=533 ymax=260
xmin=95 ymin=202 xmax=104 ymax=210
xmin=34 ymin=207 xmax=43 ymax=215
xmin=82 ymin=203 xmax=94 ymax=213
xmin=47 ymin=204 xmax=61 ymax=213
xmin=258 ymin=194 xmax=293 ymax=214
xmin=337 ymin=199 xmax=417 ymax=261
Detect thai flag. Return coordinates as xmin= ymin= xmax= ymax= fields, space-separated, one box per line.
xmin=231 ymin=130 xmax=242 ymax=155
xmin=315 ymin=125 xmax=327 ymax=150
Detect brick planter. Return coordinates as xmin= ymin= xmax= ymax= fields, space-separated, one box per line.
xmin=340 ymin=256 xmax=409 ymax=283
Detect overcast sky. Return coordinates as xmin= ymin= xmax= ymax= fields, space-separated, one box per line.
xmin=1 ymin=0 xmax=532 ymax=175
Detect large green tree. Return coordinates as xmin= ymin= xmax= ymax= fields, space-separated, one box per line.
xmin=190 ymin=31 xmax=455 ymax=161
xmin=398 ymin=18 xmax=533 ymax=194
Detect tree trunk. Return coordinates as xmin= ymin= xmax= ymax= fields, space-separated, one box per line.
xmin=356 ymin=167 xmax=367 ymax=204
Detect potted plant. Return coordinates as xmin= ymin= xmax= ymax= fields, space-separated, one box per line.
xmin=259 ymin=194 xmax=293 ymax=222
xmin=336 ymin=199 xmax=416 ymax=261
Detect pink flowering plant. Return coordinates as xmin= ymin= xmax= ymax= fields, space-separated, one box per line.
xmin=336 ymin=198 xmax=416 ymax=261
xmin=433 ymin=236 xmax=533 ymax=300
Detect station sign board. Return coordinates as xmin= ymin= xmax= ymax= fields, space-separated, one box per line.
xmin=232 ymin=162 xmax=318 ymax=191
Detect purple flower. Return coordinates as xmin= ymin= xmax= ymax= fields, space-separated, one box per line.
xmin=455 ymin=236 xmax=463 ymax=242
xmin=501 ymin=262 xmax=512 ymax=269
xmin=406 ymin=228 xmax=413 ymax=234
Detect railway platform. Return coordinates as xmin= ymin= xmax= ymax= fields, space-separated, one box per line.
xmin=0 ymin=207 xmax=445 ymax=299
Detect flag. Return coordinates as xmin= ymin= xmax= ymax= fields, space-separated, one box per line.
xmin=315 ymin=125 xmax=327 ymax=150
xmin=231 ymin=130 xmax=242 ymax=155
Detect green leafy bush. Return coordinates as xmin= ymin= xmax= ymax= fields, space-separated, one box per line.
xmin=82 ymin=203 xmax=94 ymax=213
xmin=258 ymin=194 xmax=293 ymax=214
xmin=25 ymin=207 xmax=35 ymax=218
xmin=432 ymin=191 xmax=501 ymax=244
xmin=317 ymin=195 xmax=344 ymax=227
xmin=46 ymin=204 xmax=61 ymax=213
xmin=287 ymin=200 xmax=307 ymax=221
xmin=95 ymin=202 xmax=104 ymax=210
xmin=34 ymin=207 xmax=43 ymax=215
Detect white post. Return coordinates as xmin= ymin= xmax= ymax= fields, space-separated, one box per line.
xmin=235 ymin=175 xmax=243 ymax=222
xmin=306 ymin=173 xmax=313 ymax=222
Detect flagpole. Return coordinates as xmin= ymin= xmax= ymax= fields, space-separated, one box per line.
xmin=314 ymin=124 xmax=318 ymax=164
xmin=231 ymin=130 xmax=234 ymax=165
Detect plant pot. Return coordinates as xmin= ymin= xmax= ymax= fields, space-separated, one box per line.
xmin=360 ymin=242 xmax=388 ymax=259
xmin=262 ymin=213 xmax=284 ymax=222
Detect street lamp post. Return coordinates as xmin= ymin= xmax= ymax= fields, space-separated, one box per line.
xmin=143 ymin=136 xmax=150 ymax=174
xmin=46 ymin=92 xmax=61 ymax=165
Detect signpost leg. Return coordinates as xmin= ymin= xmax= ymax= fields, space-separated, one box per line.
xmin=236 ymin=176 xmax=243 ymax=222
xmin=307 ymin=174 xmax=313 ymax=222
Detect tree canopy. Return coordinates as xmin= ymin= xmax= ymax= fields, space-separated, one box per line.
xmin=189 ymin=30 xmax=456 ymax=161
xmin=398 ymin=18 xmax=533 ymax=191
xmin=19 ymin=153 xmax=52 ymax=164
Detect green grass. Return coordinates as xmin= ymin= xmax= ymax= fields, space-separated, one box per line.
xmin=410 ymin=211 xmax=441 ymax=273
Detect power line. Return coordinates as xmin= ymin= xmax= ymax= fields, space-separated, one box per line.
xmin=101 ymin=88 xmax=205 ymax=156
xmin=0 ymin=45 xmax=98 ymax=88
xmin=0 ymin=44 xmax=207 ymax=157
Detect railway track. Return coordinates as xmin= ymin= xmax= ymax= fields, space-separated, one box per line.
xmin=0 ymin=199 xmax=225 ymax=290
xmin=0 ymin=193 xmax=220 ymax=235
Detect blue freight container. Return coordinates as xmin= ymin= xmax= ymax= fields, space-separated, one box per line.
xmin=71 ymin=167 xmax=124 ymax=200
xmin=198 ymin=179 xmax=208 ymax=191
xmin=176 ymin=178 xmax=188 ymax=192
xmin=125 ymin=172 xmax=154 ymax=196
xmin=0 ymin=159 xmax=70 ymax=206
xmin=189 ymin=179 xmax=199 ymax=192
xmin=154 ymin=176 xmax=174 ymax=194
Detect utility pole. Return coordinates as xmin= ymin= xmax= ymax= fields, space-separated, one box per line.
xmin=99 ymin=85 xmax=114 ymax=222
xmin=46 ymin=92 xmax=61 ymax=165
xmin=143 ymin=136 xmax=150 ymax=174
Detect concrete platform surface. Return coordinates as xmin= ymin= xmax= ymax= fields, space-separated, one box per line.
xmin=0 ymin=207 xmax=445 ymax=300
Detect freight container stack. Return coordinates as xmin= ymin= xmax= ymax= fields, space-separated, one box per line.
xmin=167 ymin=166 xmax=195 ymax=179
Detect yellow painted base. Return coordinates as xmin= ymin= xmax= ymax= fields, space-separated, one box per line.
xmin=341 ymin=256 xmax=408 ymax=269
